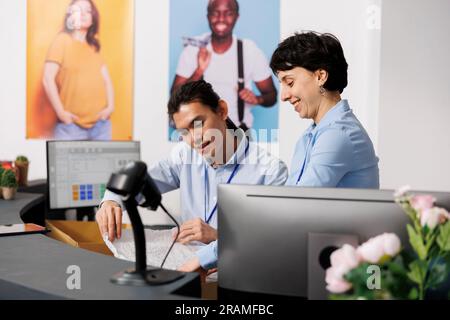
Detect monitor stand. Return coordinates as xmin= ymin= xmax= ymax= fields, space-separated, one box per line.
xmin=307 ymin=232 xmax=359 ymax=300
xmin=109 ymin=196 xmax=186 ymax=286
xmin=76 ymin=207 xmax=95 ymax=221
xmin=111 ymin=268 xmax=185 ymax=286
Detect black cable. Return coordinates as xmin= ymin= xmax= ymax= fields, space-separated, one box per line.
xmin=159 ymin=203 xmax=180 ymax=269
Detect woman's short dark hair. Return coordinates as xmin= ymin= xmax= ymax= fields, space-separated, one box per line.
xmin=270 ymin=31 xmax=348 ymax=93
xmin=168 ymin=80 xmax=221 ymax=121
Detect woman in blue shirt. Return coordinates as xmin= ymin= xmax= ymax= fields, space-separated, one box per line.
xmin=270 ymin=32 xmax=379 ymax=188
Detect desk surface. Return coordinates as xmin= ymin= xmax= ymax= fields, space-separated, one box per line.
xmin=0 ymin=192 xmax=43 ymax=225
xmin=0 ymin=193 xmax=200 ymax=299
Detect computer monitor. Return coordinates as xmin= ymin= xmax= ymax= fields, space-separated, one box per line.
xmin=217 ymin=185 xmax=450 ymax=299
xmin=46 ymin=140 xmax=140 ymax=210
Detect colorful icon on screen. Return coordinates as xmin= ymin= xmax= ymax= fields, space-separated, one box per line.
xmin=72 ymin=184 xmax=97 ymax=201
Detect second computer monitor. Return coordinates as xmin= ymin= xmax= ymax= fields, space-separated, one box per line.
xmin=217 ymin=185 xmax=450 ymax=299
xmin=47 ymin=140 xmax=140 ymax=210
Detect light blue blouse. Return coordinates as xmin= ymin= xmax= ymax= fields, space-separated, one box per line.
xmin=286 ymin=99 xmax=379 ymax=188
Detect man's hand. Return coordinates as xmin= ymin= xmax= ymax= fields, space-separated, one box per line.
xmin=95 ymin=200 xmax=122 ymax=242
xmin=174 ymin=218 xmax=217 ymax=244
xmin=238 ymin=88 xmax=262 ymax=105
xmin=178 ymin=258 xmax=217 ymax=283
xmin=197 ymin=47 xmax=211 ymax=73
xmin=57 ymin=110 xmax=79 ymax=125
xmin=178 ymin=256 xmax=201 ymax=272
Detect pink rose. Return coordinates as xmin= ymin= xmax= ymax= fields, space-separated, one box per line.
xmin=357 ymin=238 xmax=385 ymax=263
xmin=330 ymin=244 xmax=360 ymax=272
xmin=325 ymin=244 xmax=360 ymax=294
xmin=357 ymin=233 xmax=401 ymax=263
xmin=325 ymin=267 xmax=352 ymax=293
xmin=382 ymin=233 xmax=402 ymax=256
xmin=420 ymin=207 xmax=449 ymax=229
xmin=410 ymin=195 xmax=436 ymax=212
xmin=394 ymin=185 xmax=411 ymax=198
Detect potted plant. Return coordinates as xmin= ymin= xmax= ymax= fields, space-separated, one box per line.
xmin=15 ymin=155 xmax=29 ymax=187
xmin=0 ymin=166 xmax=4 ymax=199
xmin=1 ymin=169 xmax=18 ymax=200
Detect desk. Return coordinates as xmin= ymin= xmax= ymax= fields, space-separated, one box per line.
xmin=0 ymin=192 xmax=43 ymax=225
xmin=0 ymin=193 xmax=200 ymax=299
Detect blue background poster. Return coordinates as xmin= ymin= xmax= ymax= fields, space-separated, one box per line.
xmin=168 ymin=0 xmax=280 ymax=142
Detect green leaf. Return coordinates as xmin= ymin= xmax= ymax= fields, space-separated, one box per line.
xmin=407 ymin=224 xmax=427 ymax=260
xmin=408 ymin=287 xmax=419 ymax=300
xmin=425 ymin=233 xmax=438 ymax=256
xmin=328 ymin=294 xmax=356 ymax=300
xmin=387 ymin=259 xmax=405 ymax=275
xmin=407 ymin=260 xmax=427 ymax=285
xmin=427 ymin=245 xmax=441 ymax=261
xmin=401 ymin=203 xmax=418 ymax=222
xmin=344 ymin=263 xmax=376 ymax=299
xmin=426 ymin=262 xmax=447 ymax=289
xmin=384 ymin=258 xmax=415 ymax=299
xmin=437 ymin=221 xmax=450 ymax=251
xmin=443 ymin=252 xmax=450 ymax=265
xmin=423 ymin=224 xmax=430 ymax=236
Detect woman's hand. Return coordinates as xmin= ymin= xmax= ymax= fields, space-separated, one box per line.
xmin=97 ymin=106 xmax=114 ymax=121
xmin=174 ymin=218 xmax=217 ymax=244
xmin=57 ymin=110 xmax=79 ymax=124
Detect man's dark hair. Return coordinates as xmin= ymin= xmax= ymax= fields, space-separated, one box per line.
xmin=168 ymin=80 xmax=221 ymax=121
xmin=270 ymin=31 xmax=348 ymax=93
xmin=207 ymin=0 xmax=239 ymax=14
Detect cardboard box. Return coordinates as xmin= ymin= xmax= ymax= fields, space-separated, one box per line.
xmin=45 ymin=220 xmax=114 ymax=256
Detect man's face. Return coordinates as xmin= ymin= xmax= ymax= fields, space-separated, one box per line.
xmin=173 ymin=101 xmax=228 ymax=163
xmin=207 ymin=0 xmax=239 ymax=38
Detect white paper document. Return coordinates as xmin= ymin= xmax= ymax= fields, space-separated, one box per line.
xmin=102 ymin=228 xmax=201 ymax=270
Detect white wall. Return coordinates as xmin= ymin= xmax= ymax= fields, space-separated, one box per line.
xmin=377 ymin=0 xmax=450 ymax=191
xmin=0 ymin=0 xmax=382 ymax=222
xmin=1 ymin=0 xmax=448 ymax=217
xmin=0 ymin=0 xmax=378 ymax=178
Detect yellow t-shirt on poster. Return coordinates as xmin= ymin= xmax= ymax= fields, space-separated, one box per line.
xmin=46 ymin=32 xmax=107 ymax=129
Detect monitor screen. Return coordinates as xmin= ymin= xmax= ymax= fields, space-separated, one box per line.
xmin=47 ymin=141 xmax=140 ymax=209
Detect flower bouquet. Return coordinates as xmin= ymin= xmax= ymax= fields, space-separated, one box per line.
xmin=326 ymin=186 xmax=450 ymax=300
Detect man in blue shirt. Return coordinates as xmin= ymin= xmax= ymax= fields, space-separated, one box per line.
xmin=270 ymin=32 xmax=379 ymax=188
xmin=96 ymin=80 xmax=288 ymax=272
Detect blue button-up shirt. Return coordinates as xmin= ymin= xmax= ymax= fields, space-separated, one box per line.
xmin=103 ymin=130 xmax=288 ymax=269
xmin=286 ymin=99 xmax=379 ymax=188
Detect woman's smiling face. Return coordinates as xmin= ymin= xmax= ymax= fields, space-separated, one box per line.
xmin=277 ymin=67 xmax=326 ymax=121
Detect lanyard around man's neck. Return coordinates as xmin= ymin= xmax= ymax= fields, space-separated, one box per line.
xmin=204 ymin=139 xmax=250 ymax=224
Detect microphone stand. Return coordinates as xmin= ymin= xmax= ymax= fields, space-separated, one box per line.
xmin=107 ymin=161 xmax=185 ymax=286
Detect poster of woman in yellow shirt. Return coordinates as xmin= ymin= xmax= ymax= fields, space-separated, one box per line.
xmin=27 ymin=0 xmax=134 ymax=140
